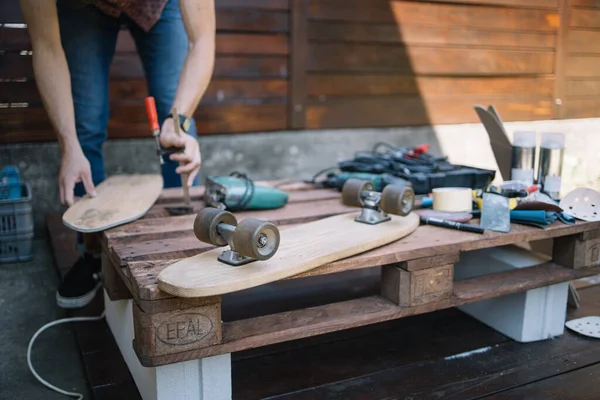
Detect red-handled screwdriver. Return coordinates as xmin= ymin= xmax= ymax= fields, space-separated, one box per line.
xmin=145 ymin=96 xmax=163 ymax=165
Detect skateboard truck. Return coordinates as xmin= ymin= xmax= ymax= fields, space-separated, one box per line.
xmin=342 ymin=178 xmax=415 ymax=225
xmin=193 ymin=207 xmax=280 ymax=266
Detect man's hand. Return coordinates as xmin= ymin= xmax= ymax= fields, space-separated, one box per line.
xmin=59 ymin=148 xmax=96 ymax=206
xmin=159 ymin=117 xmax=201 ymax=187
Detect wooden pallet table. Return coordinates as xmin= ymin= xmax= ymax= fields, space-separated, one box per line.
xmin=98 ymin=180 xmax=600 ymax=400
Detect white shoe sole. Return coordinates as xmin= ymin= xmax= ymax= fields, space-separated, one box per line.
xmin=56 ymin=282 xmax=102 ymax=309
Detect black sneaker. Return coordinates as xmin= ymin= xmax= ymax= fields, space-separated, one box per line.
xmin=56 ymin=253 xmax=102 ymax=309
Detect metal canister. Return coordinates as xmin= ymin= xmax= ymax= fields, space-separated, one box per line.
xmin=510 ymin=131 xmax=536 ymax=186
xmin=537 ymin=132 xmax=565 ymax=200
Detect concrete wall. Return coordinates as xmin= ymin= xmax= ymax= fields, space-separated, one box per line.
xmin=2 ymin=118 xmax=599 ymax=236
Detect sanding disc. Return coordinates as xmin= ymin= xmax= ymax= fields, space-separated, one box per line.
xmin=565 ymin=316 xmax=600 ymax=338
xmin=559 ymin=188 xmax=600 ymax=222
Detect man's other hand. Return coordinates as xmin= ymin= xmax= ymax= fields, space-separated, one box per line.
xmin=159 ymin=117 xmax=201 ymax=187
xmin=59 ymin=149 xmax=96 ymax=206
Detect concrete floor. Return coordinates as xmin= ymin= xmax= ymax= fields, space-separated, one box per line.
xmin=0 ymin=236 xmax=91 ymax=400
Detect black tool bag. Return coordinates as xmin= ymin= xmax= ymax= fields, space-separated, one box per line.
xmin=332 ymin=142 xmax=496 ymax=195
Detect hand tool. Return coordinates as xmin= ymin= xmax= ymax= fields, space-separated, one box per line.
xmin=144 ymin=97 xmax=194 ymax=215
xmin=420 ymin=216 xmax=484 ymax=234
xmin=204 ymin=172 xmax=289 ymax=211
xmin=164 ymin=107 xmax=195 ymax=215
xmin=144 ymin=97 xmax=187 ymax=164
xmin=480 ymin=192 xmax=511 ymax=233
xmin=474 ymin=104 xmax=513 ymax=182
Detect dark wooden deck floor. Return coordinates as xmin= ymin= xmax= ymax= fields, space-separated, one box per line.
xmin=47 ymin=214 xmax=600 ymax=400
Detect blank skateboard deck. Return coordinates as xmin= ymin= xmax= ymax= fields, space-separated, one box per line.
xmin=157 ymin=211 xmax=420 ymax=297
xmin=62 ymin=174 xmax=163 ymax=233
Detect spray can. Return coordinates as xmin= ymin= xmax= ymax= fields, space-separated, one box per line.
xmin=510 ymin=131 xmax=536 ymax=186
xmin=537 ymin=132 xmax=565 ymax=201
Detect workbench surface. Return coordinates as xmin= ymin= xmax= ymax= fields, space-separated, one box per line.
xmin=98 ymin=180 xmax=600 ymax=367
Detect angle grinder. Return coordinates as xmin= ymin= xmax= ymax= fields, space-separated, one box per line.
xmin=204 ymin=172 xmax=289 ymax=211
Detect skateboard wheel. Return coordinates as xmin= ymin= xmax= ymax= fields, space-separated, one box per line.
xmin=381 ymin=185 xmax=415 ymax=216
xmin=232 ymin=218 xmax=280 ymax=261
xmin=342 ymin=179 xmax=374 ymax=207
xmin=194 ymin=207 xmax=237 ymax=246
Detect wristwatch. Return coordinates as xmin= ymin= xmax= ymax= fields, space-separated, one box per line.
xmin=165 ymin=113 xmax=192 ymax=134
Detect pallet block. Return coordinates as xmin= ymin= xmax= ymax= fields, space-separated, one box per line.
xmin=454 ymin=245 xmax=569 ymax=342
xmin=103 ymin=290 xmax=231 ymax=400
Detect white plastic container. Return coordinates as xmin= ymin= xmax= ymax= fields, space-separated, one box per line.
xmin=537 ymin=132 xmax=565 ymax=200
xmin=511 ymin=131 xmax=536 ymax=186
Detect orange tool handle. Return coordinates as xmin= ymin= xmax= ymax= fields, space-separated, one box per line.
xmin=145 ymin=96 xmax=160 ymax=132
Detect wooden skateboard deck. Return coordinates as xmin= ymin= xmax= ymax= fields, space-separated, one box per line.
xmin=157 ymin=211 xmax=420 ymax=297
xmin=62 ymin=174 xmax=163 ymax=233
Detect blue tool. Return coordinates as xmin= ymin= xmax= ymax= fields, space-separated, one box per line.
xmin=0 ymin=166 xmax=21 ymax=200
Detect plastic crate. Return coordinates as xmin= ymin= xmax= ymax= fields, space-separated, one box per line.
xmin=0 ymin=232 xmax=34 ymax=262
xmin=0 ymin=182 xmax=33 ymax=263
xmin=0 ymin=183 xmax=33 ymax=236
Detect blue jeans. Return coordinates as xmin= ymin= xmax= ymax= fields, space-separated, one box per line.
xmin=56 ymin=0 xmax=198 ymax=198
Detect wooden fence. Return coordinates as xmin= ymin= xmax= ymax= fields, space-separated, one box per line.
xmin=1 ymin=0 xmax=599 ymax=144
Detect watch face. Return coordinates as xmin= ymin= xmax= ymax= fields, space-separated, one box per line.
xmin=181 ymin=117 xmax=191 ymax=133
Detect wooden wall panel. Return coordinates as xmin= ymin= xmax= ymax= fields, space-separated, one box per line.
xmin=307 ymin=1 xmax=559 ymax=31
xmin=305 ymin=97 xmax=553 ymax=129
xmin=301 ymin=0 xmax=559 ymax=130
xmin=5 ymin=0 xmax=600 ymax=143
xmin=571 ymin=0 xmax=600 ymax=6
xmin=563 ymin=0 xmax=600 ymax=117
xmin=0 ymin=1 xmax=290 ymax=143
xmin=308 ymin=76 xmax=555 ymax=97
xmin=308 ymin=44 xmax=554 ymax=75
xmin=307 ymin=21 xmax=556 ymax=49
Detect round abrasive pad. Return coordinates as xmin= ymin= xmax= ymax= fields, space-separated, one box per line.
xmin=416 ymin=209 xmax=473 ymax=222
xmin=565 ymin=316 xmax=600 ymax=338
xmin=559 ymin=187 xmax=600 ymax=222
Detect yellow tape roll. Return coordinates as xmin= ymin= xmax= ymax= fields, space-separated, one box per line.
xmin=432 ymin=187 xmax=473 ymax=213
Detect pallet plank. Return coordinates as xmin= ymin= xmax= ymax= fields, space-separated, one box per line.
xmin=123 ymin=218 xmax=600 ymax=301
xmin=135 ymin=263 xmax=600 ymax=366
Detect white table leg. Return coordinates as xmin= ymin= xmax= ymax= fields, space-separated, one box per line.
xmin=103 ymin=290 xmax=232 ymax=400
xmin=454 ymin=245 xmax=569 ymax=342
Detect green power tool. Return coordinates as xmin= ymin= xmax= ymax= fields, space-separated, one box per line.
xmin=203 ymin=172 xmax=289 ymax=211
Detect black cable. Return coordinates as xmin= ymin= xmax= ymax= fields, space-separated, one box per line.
xmin=228 ymin=171 xmax=255 ymax=211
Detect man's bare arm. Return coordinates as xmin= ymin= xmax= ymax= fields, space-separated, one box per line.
xmin=158 ymin=0 xmax=215 ymax=185
xmin=173 ymin=0 xmax=216 ymax=117
xmin=19 ymin=0 xmax=96 ymax=205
